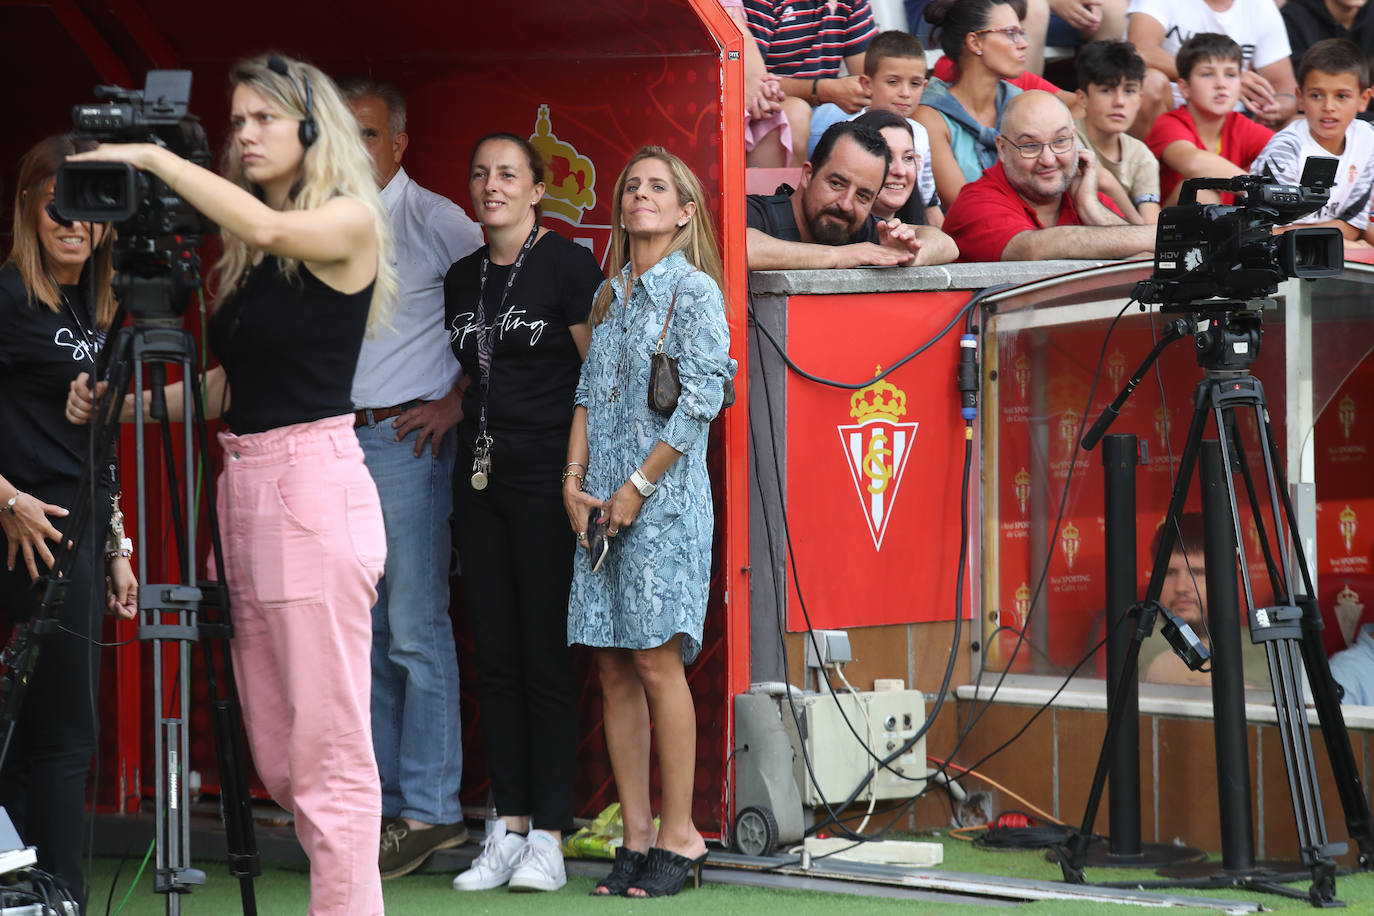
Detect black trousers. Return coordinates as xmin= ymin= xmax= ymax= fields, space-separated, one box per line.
xmin=453 ymin=474 xmax=577 ymax=832
xmin=0 ymin=486 xmax=108 ymax=911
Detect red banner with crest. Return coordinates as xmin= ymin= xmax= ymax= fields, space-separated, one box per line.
xmin=781 ymin=291 xmax=974 ymax=631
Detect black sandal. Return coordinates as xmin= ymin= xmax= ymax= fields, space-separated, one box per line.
xmin=590 ymin=846 xmax=648 ymax=896
xmin=626 ymin=846 xmax=709 ymax=897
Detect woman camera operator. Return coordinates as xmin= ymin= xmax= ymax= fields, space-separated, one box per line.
xmin=0 ymin=133 xmax=137 ymax=909
xmin=66 ymin=53 xmax=395 ymax=914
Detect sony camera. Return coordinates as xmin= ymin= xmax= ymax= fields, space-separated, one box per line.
xmin=53 ymin=70 xmax=214 ymax=319
xmin=1134 ymin=156 xmax=1344 ymax=306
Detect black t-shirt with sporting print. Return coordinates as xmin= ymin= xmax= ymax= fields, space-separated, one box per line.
xmin=745 ymin=183 xmax=881 ymax=243
xmin=0 ymin=263 xmax=116 ymax=501
xmin=443 ymin=229 xmax=602 ymax=491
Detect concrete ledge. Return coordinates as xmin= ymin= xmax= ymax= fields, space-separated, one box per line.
xmin=955 ymin=673 xmax=1374 ymax=729
xmin=747 ymin=260 xmax=1122 ymax=297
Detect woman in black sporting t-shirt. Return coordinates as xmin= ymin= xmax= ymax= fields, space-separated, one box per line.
xmin=443 ymin=133 xmax=603 ymax=893
xmin=66 ymin=54 xmax=395 ymax=913
xmin=0 ymin=134 xmax=137 ymax=910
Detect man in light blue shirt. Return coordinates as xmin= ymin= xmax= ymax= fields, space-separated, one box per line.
xmin=343 ymin=80 xmax=483 ymax=879
xmin=1330 ymin=623 xmax=1374 ymax=707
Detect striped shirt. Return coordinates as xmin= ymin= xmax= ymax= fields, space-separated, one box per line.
xmin=745 ymin=0 xmax=877 ymax=78
xmin=1250 ymin=118 xmax=1374 ymax=231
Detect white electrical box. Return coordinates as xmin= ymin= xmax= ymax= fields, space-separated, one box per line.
xmin=803 ymin=629 xmax=852 ymax=669
xmin=779 ymin=689 xmax=927 ymax=807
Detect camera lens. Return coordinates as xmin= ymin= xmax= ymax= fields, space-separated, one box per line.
xmin=54 ymin=161 xmax=139 ymax=222
xmin=1281 ymin=228 xmax=1342 ymax=280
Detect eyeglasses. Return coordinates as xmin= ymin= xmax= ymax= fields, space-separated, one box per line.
xmin=1000 ymin=134 xmax=1075 ymax=159
xmin=973 ymin=26 xmax=1028 ymax=43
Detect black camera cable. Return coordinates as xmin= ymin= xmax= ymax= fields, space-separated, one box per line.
xmin=1145 ymin=304 xmax=1214 ymax=658
xmin=920 ymin=296 xmax=1138 ymax=813
xmin=745 ymin=287 xmax=1138 ymax=846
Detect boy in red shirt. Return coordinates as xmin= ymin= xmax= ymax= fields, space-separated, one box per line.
xmin=1145 ymin=33 xmax=1274 ymax=205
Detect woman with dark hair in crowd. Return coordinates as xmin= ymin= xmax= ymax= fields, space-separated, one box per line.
xmin=917 ymin=0 xmax=1032 ymax=205
xmin=0 ymin=133 xmax=137 ymax=910
xmin=564 ymin=147 xmax=734 ymax=898
xmin=854 ymin=109 xmax=923 ymax=223
xmin=67 ymin=52 xmax=394 ymax=914
xmin=444 ymin=132 xmax=604 ymax=894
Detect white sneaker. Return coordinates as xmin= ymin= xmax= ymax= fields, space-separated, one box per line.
xmin=452 ymin=822 xmax=526 ymax=891
xmin=508 ymin=829 xmax=567 ymax=892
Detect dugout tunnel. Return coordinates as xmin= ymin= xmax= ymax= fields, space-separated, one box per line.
xmin=0 ymin=0 xmax=752 ymax=839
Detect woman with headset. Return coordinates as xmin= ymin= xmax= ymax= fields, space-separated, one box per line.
xmin=67 ymin=54 xmax=394 ymax=914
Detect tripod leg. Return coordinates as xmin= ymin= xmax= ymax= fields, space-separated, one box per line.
xmin=1258 ymin=409 xmax=1374 ymax=867
xmin=1198 ymin=439 xmax=1258 ymax=872
xmin=1221 ymin=413 xmax=1285 ymax=599
xmin=189 ymin=348 xmax=261 ymax=912
xmin=1212 ymin=387 xmax=1340 ymax=902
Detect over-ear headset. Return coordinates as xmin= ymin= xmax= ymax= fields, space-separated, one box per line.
xmin=266 ymin=55 xmax=318 ymax=148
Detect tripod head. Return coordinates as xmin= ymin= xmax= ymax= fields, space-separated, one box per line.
xmin=1184 ymin=300 xmax=1268 ymax=375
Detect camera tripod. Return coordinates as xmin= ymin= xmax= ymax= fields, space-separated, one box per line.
xmin=1058 ymin=301 xmax=1374 ymax=906
xmin=1 ymin=306 xmax=260 ymax=915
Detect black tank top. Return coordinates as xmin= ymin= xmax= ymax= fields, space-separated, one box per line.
xmin=209 ymin=257 xmax=373 ymax=434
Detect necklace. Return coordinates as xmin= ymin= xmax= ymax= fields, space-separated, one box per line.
xmin=608 ymin=278 xmax=642 ymax=405
xmin=60 ymin=288 xmax=98 ymax=362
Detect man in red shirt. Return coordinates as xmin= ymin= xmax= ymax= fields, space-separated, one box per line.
xmin=944 ymin=90 xmax=1156 ymax=261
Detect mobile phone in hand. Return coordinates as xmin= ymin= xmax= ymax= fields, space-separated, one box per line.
xmin=587 ymin=508 xmax=609 ymax=572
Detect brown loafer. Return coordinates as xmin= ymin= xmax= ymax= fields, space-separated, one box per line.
xmin=379 ymin=820 xmax=469 ymax=879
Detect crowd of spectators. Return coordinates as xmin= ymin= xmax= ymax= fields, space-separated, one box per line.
xmin=738 ymin=0 xmax=1374 ymax=266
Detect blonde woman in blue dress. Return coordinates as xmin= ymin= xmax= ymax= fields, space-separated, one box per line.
xmin=563 ymin=147 xmax=734 ymax=898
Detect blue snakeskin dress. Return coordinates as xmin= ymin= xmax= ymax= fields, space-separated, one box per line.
xmin=566 ymin=251 xmax=734 ymax=663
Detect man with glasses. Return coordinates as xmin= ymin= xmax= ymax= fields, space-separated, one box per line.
xmin=942 ymin=90 xmax=1155 ymax=262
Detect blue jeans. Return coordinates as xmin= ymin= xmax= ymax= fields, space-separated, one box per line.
xmin=358 ymin=416 xmax=462 ymax=824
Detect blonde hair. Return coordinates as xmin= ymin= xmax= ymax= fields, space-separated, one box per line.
xmin=4 ymin=134 xmax=118 ymax=328
xmin=591 ymin=147 xmax=725 ymax=326
xmin=210 ymin=53 xmax=397 ymax=331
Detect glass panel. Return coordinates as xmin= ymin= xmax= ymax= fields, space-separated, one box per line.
xmin=979 ymin=264 xmax=1374 ymax=691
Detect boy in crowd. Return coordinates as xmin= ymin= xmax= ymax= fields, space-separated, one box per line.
xmin=808 ymin=30 xmax=943 ymax=226
xmin=1251 ymin=38 xmax=1374 ymax=246
xmin=1144 ymin=33 xmax=1274 ymax=206
xmin=1074 ymin=40 xmax=1161 ymax=222
xmin=1126 ymin=0 xmax=1298 ymax=136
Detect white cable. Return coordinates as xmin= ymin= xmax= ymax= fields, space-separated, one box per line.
xmin=833 ymin=663 xmax=878 ymax=833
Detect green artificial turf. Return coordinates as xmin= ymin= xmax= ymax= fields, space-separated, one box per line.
xmin=82 ymin=833 xmax=1374 ymax=915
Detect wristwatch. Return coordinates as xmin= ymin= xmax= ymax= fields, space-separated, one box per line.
xmin=629 ymin=469 xmax=657 ymax=498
